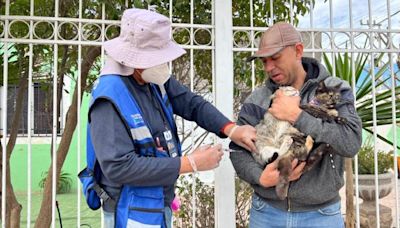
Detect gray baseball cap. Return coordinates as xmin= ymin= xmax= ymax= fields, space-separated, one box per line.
xmin=247 ymin=22 xmax=302 ymax=61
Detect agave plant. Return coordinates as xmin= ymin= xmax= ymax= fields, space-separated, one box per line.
xmin=323 ymin=52 xmax=400 ymax=148
xmin=323 ymin=51 xmax=400 ymax=226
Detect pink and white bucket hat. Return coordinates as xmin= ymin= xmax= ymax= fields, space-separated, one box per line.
xmin=103 ymin=8 xmax=186 ymax=71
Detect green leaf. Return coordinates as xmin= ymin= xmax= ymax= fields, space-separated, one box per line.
xmin=324 ymin=51 xmax=400 ymax=149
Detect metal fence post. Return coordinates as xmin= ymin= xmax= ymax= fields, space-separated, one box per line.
xmin=214 ymin=0 xmax=236 ymax=227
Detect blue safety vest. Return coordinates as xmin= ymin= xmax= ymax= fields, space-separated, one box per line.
xmin=79 ymin=75 xmax=181 ymax=227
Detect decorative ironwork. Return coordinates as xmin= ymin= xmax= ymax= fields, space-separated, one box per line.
xmin=1 ymin=17 xmax=216 ymax=48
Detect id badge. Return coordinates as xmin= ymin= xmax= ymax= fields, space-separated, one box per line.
xmin=163 ymin=130 xmax=178 ymax=157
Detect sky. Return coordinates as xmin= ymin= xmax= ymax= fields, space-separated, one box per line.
xmin=298 ymin=0 xmax=400 ymax=29
xmin=295 ymin=0 xmax=400 ymax=73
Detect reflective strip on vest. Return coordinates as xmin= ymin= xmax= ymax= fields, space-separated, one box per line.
xmin=127 ymin=219 xmax=162 ymax=228
xmin=130 ymin=126 xmax=153 ymax=141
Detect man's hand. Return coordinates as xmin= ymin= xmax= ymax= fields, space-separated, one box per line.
xmin=226 ymin=124 xmax=257 ymax=152
xmin=289 ymin=159 xmax=306 ymax=181
xmin=259 ymin=159 xmax=305 ymax=188
xmin=259 ymin=159 xmax=280 ymax=188
xmin=268 ymin=89 xmax=302 ymax=124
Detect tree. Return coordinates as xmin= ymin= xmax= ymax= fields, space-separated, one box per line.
xmin=0 ymin=43 xmax=28 ymax=228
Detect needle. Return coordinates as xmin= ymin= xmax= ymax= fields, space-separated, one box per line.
xmin=223 ymin=148 xmax=240 ymax=153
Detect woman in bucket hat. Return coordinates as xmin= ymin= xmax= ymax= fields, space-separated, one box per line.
xmin=80 ymin=8 xmax=257 ymax=228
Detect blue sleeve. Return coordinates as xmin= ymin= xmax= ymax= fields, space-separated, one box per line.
xmin=89 ymin=99 xmax=181 ymax=187
xmin=165 ymin=77 xmax=230 ymax=138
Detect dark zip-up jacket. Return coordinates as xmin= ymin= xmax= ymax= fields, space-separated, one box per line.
xmin=230 ymin=57 xmax=362 ymax=212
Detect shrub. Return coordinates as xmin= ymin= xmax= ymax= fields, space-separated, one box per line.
xmin=357 ymin=144 xmax=393 ymax=174
xmin=38 ymin=170 xmax=73 ymax=194
xmin=174 ymin=175 xmax=252 ymax=228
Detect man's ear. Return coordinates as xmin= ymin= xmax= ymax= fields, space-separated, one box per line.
xmin=295 ymin=43 xmax=304 ymax=60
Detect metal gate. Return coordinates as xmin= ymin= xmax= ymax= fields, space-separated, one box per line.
xmin=1 ymin=0 xmax=399 ymax=227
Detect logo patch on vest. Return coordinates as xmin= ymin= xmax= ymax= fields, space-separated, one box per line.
xmin=131 ymin=114 xmax=144 ymax=125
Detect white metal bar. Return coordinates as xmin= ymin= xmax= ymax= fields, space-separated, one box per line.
xmin=349 ymin=1 xmax=360 ymax=227
xmin=389 ymin=42 xmax=399 ymax=228
xmin=27 ymin=49 xmax=33 ymax=228
xmin=214 ymin=0 xmax=235 ymax=227
xmin=211 ymin=1 xmax=217 ymax=224
xmin=250 ymin=0 xmax=255 ymax=91
xmin=232 ymin=26 xmax=400 ymax=33
xmin=190 ymin=2 xmax=194 ymax=93
xmin=0 ymin=38 xmax=104 ymax=46
xmin=101 ymin=3 xmax=106 ymax=65
xmin=189 ymin=1 xmax=197 ymax=227
xmin=387 ymin=1 xmax=399 ymax=227
xmin=310 ymin=0 xmax=315 ymax=59
xmin=98 ymin=4 xmax=106 ymax=228
xmin=168 ymin=0 xmax=173 ymax=76
xmin=211 ymin=0 xmax=215 ymax=101
xmin=0 ymin=38 xmax=217 ymax=49
xmin=76 ymin=0 xmax=82 ymax=227
xmin=270 ymin=0 xmax=273 ymax=25
xmin=169 ymin=0 xmax=173 ymax=21
xmin=172 ymin=23 xmax=214 ymax=29
xmin=166 ymin=1 xmax=177 ymax=225
xmin=290 ymin=0 xmax=293 ymax=25
xmin=0 ymin=15 xmax=214 ymax=28
xmin=51 ymin=0 xmax=59 ymax=227
xmin=1 ymin=1 xmax=10 ymax=228
xmin=27 ymin=0 xmax=34 ymax=227
xmin=233 ymin=48 xmax=400 ymax=53
xmin=1 ymin=15 xmax=121 ymax=24
xmin=329 ymin=0 xmax=336 ymax=78
xmin=367 ymin=0 xmax=380 ymax=226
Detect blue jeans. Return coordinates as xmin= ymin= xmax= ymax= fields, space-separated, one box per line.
xmin=249 ymin=194 xmax=344 ymax=228
xmin=103 ymin=206 xmax=173 ymax=228
xmin=103 ymin=211 xmax=115 ymax=228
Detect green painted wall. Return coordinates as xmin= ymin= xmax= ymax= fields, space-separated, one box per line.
xmin=10 ymin=93 xmax=90 ymax=192
xmin=362 ymin=126 xmax=400 ymax=155
xmin=387 ymin=126 xmax=400 ymax=154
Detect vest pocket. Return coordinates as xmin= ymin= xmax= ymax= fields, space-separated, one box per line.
xmin=126 ymin=186 xmax=165 ymax=228
xmin=78 ymin=167 xmax=101 ymax=210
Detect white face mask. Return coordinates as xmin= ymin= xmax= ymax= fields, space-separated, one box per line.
xmin=141 ymin=63 xmax=170 ymax=85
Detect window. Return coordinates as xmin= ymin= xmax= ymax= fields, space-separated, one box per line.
xmin=4 ymin=83 xmax=61 ymax=136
